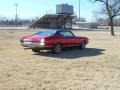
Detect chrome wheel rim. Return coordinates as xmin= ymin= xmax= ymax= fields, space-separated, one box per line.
xmin=55 ymin=44 xmax=61 ymax=53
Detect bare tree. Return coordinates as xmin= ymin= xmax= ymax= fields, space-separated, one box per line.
xmin=92 ymin=0 xmax=120 ymax=36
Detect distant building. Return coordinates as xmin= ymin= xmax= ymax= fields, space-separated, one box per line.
xmin=73 ymin=22 xmax=98 ymax=29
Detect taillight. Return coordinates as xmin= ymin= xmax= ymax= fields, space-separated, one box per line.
xmin=40 ymin=39 xmax=45 ymax=46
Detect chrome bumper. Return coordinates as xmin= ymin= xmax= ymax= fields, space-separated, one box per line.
xmin=21 ymin=42 xmax=44 ymax=48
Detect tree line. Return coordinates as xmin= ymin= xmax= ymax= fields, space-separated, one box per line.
xmin=0 ymin=17 xmax=38 ymax=26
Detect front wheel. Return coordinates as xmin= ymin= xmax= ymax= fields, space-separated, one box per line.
xmin=80 ymin=42 xmax=86 ymax=50
xmin=53 ymin=44 xmax=62 ymax=54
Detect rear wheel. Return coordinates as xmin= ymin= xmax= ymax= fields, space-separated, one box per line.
xmin=53 ymin=44 xmax=62 ymax=54
xmin=32 ymin=49 xmax=40 ymax=53
xmin=80 ymin=42 xmax=86 ymax=50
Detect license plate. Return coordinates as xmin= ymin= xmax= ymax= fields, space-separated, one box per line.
xmin=24 ymin=42 xmax=32 ymax=44
xmin=29 ymin=44 xmax=35 ymax=48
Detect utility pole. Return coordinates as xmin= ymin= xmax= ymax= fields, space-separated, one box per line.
xmin=79 ymin=0 xmax=80 ymax=21
xmin=15 ymin=3 xmax=18 ymax=27
xmin=79 ymin=0 xmax=81 ymax=29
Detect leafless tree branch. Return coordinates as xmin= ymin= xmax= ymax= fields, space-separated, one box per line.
xmin=91 ymin=0 xmax=120 ymax=36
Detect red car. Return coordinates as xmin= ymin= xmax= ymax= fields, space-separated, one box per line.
xmin=20 ymin=30 xmax=89 ymax=53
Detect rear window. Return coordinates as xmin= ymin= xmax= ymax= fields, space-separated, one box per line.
xmin=33 ymin=31 xmax=56 ymax=36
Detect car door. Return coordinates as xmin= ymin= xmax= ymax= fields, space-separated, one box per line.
xmin=59 ymin=31 xmax=76 ymax=47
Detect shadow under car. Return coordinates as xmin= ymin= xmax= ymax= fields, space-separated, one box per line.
xmin=33 ymin=48 xmax=105 ymax=59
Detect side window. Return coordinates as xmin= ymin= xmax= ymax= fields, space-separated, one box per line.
xmin=60 ymin=32 xmax=65 ymax=36
xmin=60 ymin=31 xmax=74 ymax=37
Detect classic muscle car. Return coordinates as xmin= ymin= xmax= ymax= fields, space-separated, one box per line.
xmin=20 ymin=29 xmax=89 ymax=53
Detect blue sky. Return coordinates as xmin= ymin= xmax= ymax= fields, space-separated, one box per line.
xmin=0 ymin=0 xmax=99 ymax=21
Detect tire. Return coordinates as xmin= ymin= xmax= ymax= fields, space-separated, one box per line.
xmin=53 ymin=44 xmax=62 ymax=54
xmin=32 ymin=49 xmax=40 ymax=53
xmin=80 ymin=42 xmax=86 ymax=50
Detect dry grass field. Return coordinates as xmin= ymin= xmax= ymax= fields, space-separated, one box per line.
xmin=0 ymin=29 xmax=120 ymax=90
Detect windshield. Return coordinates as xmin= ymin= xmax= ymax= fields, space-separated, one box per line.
xmin=33 ymin=31 xmax=56 ymax=36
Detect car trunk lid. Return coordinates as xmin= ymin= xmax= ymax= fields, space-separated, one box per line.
xmin=23 ymin=35 xmax=46 ymax=42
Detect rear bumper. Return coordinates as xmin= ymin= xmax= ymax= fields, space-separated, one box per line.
xmin=21 ymin=42 xmax=44 ymax=48
xmin=20 ymin=42 xmax=52 ymax=49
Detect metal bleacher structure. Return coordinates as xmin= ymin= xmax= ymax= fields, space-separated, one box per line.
xmin=29 ymin=4 xmax=73 ymax=29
